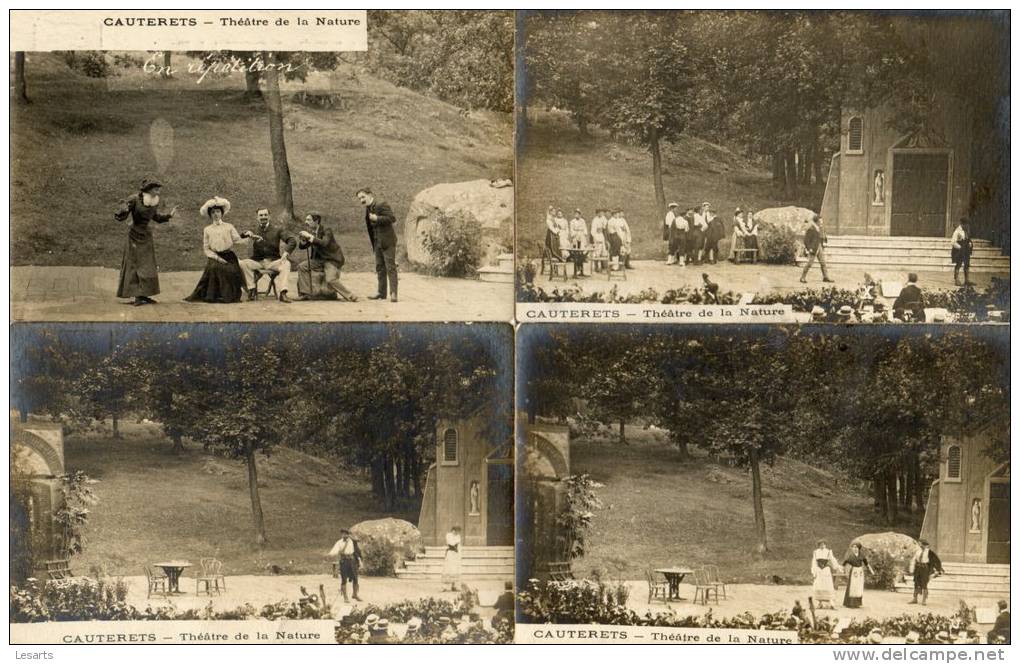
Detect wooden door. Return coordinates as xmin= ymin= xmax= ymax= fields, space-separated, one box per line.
xmin=987 ymin=481 xmax=1010 ymax=564
xmin=891 ymin=153 xmax=949 ymax=237
xmin=486 ymin=462 xmax=513 ymax=546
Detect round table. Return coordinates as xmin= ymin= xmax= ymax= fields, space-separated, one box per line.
xmin=153 ymin=561 xmax=192 ymax=594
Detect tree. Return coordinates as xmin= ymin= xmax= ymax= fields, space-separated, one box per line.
xmin=264 ymin=52 xmax=295 ymax=222
xmin=14 ymin=51 xmax=28 ymax=104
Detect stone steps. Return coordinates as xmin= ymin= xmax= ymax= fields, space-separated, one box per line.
xmin=394 ymin=545 xmax=514 ymax=580
xmin=895 ymin=563 xmax=1010 ymax=596
xmin=477 ymin=253 xmax=514 ymax=283
xmin=795 ymin=236 xmax=1010 ymax=274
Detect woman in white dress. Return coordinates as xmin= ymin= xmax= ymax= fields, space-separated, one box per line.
xmin=811 ymin=539 xmax=840 ymax=609
xmin=442 ymin=526 xmax=462 ymax=591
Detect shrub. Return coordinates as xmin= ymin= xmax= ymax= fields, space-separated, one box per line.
xmin=61 ymin=51 xmax=114 ymax=78
xmin=865 ymin=550 xmax=899 ymax=590
xmin=358 ymin=538 xmax=399 ymax=577
xmin=421 ymin=211 xmax=484 ymax=278
xmin=516 ymin=578 xmax=635 ymax=624
xmin=758 ymin=222 xmax=800 ymax=264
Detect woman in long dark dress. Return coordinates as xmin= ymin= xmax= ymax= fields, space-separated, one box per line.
xmin=184 ymin=197 xmax=245 ymax=304
xmin=114 ymin=178 xmax=178 ymax=306
xmin=842 ymin=543 xmax=875 ymax=608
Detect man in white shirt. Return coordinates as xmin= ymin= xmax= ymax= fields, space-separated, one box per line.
xmin=326 ymin=528 xmax=363 ymax=603
xmin=664 ymin=203 xmax=679 ymax=264
xmin=950 ymin=218 xmax=973 ymax=286
xmin=618 ymin=210 xmax=633 ymax=268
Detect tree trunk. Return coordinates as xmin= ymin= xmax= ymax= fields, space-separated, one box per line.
xmin=577 ymin=114 xmax=589 ymax=137
xmin=875 ymin=472 xmax=889 ymax=519
xmin=772 ymin=153 xmax=783 ymax=184
xmin=112 ymin=413 xmax=120 ymax=439
xmin=371 ymin=459 xmax=385 ymax=498
xmin=382 ymin=455 xmax=397 ymax=510
xmin=412 ymin=451 xmax=423 ymax=498
xmin=913 ymin=454 xmax=925 ymax=512
xmin=884 ymin=467 xmax=899 ymax=525
xmin=171 ymin=432 xmax=183 ymax=454
xmin=812 ymin=140 xmax=824 ymax=184
xmin=872 ymin=477 xmax=883 ymax=511
xmin=244 ymin=68 xmax=263 ymax=100
xmin=264 ymin=52 xmax=295 ymax=222
xmin=675 ymin=439 xmax=690 ymax=461
xmin=649 ymin=126 xmax=667 ymax=218
xmin=749 ymin=447 xmax=768 ymax=556
xmin=784 ymin=151 xmax=799 ymax=199
xmin=14 ymin=51 xmax=28 ymax=104
xmin=618 ymin=419 xmax=627 ymax=445
xmin=161 ymin=51 xmax=172 ymax=79
xmin=245 ymin=441 xmax=268 ymax=548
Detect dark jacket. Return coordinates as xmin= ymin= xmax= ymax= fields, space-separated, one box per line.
xmin=300 ymin=225 xmax=345 ymax=267
xmin=893 ymin=283 xmax=926 ymax=322
xmin=365 ymin=200 xmax=398 ymax=251
xmin=803 ymin=223 xmax=827 ymax=254
xmin=249 ymin=224 xmax=297 ymax=261
xmin=989 ymin=610 xmax=1010 ymax=643
xmin=114 ymin=194 xmax=172 ymax=243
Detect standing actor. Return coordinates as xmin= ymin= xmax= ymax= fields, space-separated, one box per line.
xmin=951 ymin=218 xmax=973 ymax=287
xmin=357 ymin=188 xmax=399 ymax=302
xmin=327 ymin=528 xmax=363 ymax=603
xmin=800 ymin=213 xmax=835 ymax=284
xmin=908 ymin=539 xmax=944 ymax=606
xmin=238 ymin=207 xmax=297 ymax=303
xmin=297 ymin=212 xmax=358 ymax=302
xmin=114 ymin=178 xmax=178 ymax=306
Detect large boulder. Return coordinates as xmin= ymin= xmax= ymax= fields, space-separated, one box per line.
xmin=849 ymin=532 xmax=919 ymax=577
xmin=754 ymin=206 xmax=816 ymax=234
xmin=403 ymin=179 xmax=514 ymax=268
xmin=351 ymin=518 xmax=423 ymax=562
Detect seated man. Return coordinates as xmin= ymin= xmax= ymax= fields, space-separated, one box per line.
xmin=296 ymin=212 xmax=358 ymax=302
xmin=893 ymin=272 xmax=926 ymax=322
xmin=239 ymin=207 xmax=297 ymax=303
xmin=988 ymin=600 xmax=1010 ymax=644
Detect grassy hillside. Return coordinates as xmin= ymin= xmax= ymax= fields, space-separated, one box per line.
xmin=568 ymin=425 xmax=920 ymax=584
xmin=516 ymin=110 xmax=823 ymax=260
xmin=65 ymin=422 xmax=417 ymax=576
xmin=11 ymin=52 xmax=512 ymax=271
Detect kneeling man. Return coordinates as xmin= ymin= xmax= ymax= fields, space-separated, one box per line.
xmin=239 ymin=207 xmax=297 ymax=303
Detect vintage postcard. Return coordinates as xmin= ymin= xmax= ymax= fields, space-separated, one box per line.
xmin=10 ymin=322 xmax=514 ymax=644
xmin=10 ymin=10 xmax=514 ymax=323
xmin=516 ymin=323 xmax=1009 ymax=645
xmin=515 ymin=10 xmax=1009 ymax=325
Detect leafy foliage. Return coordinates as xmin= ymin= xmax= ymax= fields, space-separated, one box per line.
xmin=336 ymin=595 xmax=512 ymax=644
xmin=420 ymin=210 xmax=484 ymax=277
xmin=54 ymin=471 xmax=99 ymax=559
xmin=358 ymin=538 xmax=399 ymax=577
xmin=757 ymin=222 xmax=800 ymax=264
xmin=556 ymin=474 xmax=604 ymax=560
xmin=865 ymin=550 xmax=899 ymax=591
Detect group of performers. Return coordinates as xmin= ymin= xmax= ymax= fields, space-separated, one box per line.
xmin=544 ymin=206 xmax=633 ymax=274
xmin=115 ymin=178 xmax=400 ymax=306
xmin=661 ymin=201 xmax=753 ymax=266
xmin=809 ymin=539 xmax=944 ymax=611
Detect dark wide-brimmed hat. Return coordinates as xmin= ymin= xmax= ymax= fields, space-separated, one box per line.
xmin=140 ymin=177 xmax=162 ymax=192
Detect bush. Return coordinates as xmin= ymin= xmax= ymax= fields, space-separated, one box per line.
xmin=358 ymin=538 xmax=399 ymax=577
xmin=421 ymin=211 xmax=484 ymax=278
xmin=865 ymin=550 xmax=899 ymax=590
xmin=517 ymin=578 xmax=632 ymax=624
xmin=61 ymin=51 xmax=114 ymax=78
xmin=336 ymin=595 xmax=511 ymax=644
xmin=758 ymin=222 xmax=800 ymax=264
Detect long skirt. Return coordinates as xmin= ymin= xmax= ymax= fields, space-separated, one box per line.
xmin=442 ymin=549 xmax=461 ymax=586
xmin=184 ymin=251 xmax=244 ymax=303
xmin=812 ymin=567 xmax=835 ymax=603
xmin=545 ymin=229 xmax=562 ymax=260
xmin=843 ymin=566 xmax=865 ymax=608
xmin=607 ymin=232 xmax=623 ymax=259
xmin=117 ymin=233 xmax=160 ymax=298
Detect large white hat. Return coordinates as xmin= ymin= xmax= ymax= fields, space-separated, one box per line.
xmin=200 ymin=196 xmax=231 ymax=217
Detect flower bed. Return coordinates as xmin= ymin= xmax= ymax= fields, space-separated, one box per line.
xmin=9 ymin=578 xmax=330 ymax=622
xmin=517 ymin=579 xmax=976 ymax=644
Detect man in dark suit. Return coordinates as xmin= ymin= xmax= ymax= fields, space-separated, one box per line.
xmin=239 ymin=207 xmax=298 ymax=303
xmin=357 ymin=187 xmax=399 ymax=302
xmin=800 ymin=213 xmax=835 ymax=284
xmin=296 ymin=212 xmax=358 ymax=301
xmin=988 ymin=600 xmax=1010 ymax=643
xmin=893 ymin=272 xmax=926 ymax=322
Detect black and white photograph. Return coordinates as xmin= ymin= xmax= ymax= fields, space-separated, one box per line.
xmin=517 ymin=324 xmax=1009 ymax=644
xmin=515 ymin=11 xmax=1009 ymax=324
xmin=10 ymin=322 xmax=514 ymax=644
xmin=10 ymin=10 xmax=514 ymax=323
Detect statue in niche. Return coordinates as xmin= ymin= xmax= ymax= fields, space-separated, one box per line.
xmin=971 ymin=498 xmax=982 ymax=532
xmin=873 ymin=169 xmax=885 ymax=205
xmin=469 ymin=480 xmax=480 ymax=515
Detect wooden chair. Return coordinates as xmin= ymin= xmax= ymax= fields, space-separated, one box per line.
xmin=546 ymin=561 xmax=574 ymax=581
xmin=646 ymin=569 xmax=670 ymax=604
xmin=733 ymin=247 xmax=758 ymax=264
xmin=196 ymin=557 xmax=226 ymax=596
xmin=704 ymin=564 xmax=727 ymax=599
xmin=692 ymin=568 xmax=720 ymax=605
xmin=253 ymin=268 xmax=280 ymax=299
xmin=43 ymin=559 xmax=73 ymax=580
xmin=607 ymin=258 xmax=627 ymax=281
xmin=145 ymin=565 xmax=168 ymax=598
xmin=547 ymin=252 xmax=570 ymax=281
xmin=590 ymin=254 xmax=609 ymax=274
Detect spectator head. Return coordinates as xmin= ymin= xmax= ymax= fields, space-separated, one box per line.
xmin=998 ymin=600 xmax=1008 ymax=611
xmin=504 ymin=581 xmax=513 ymax=591
xmin=908 ymin=272 xmax=918 ymax=284
xmin=960 ymin=217 xmax=970 ymax=227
